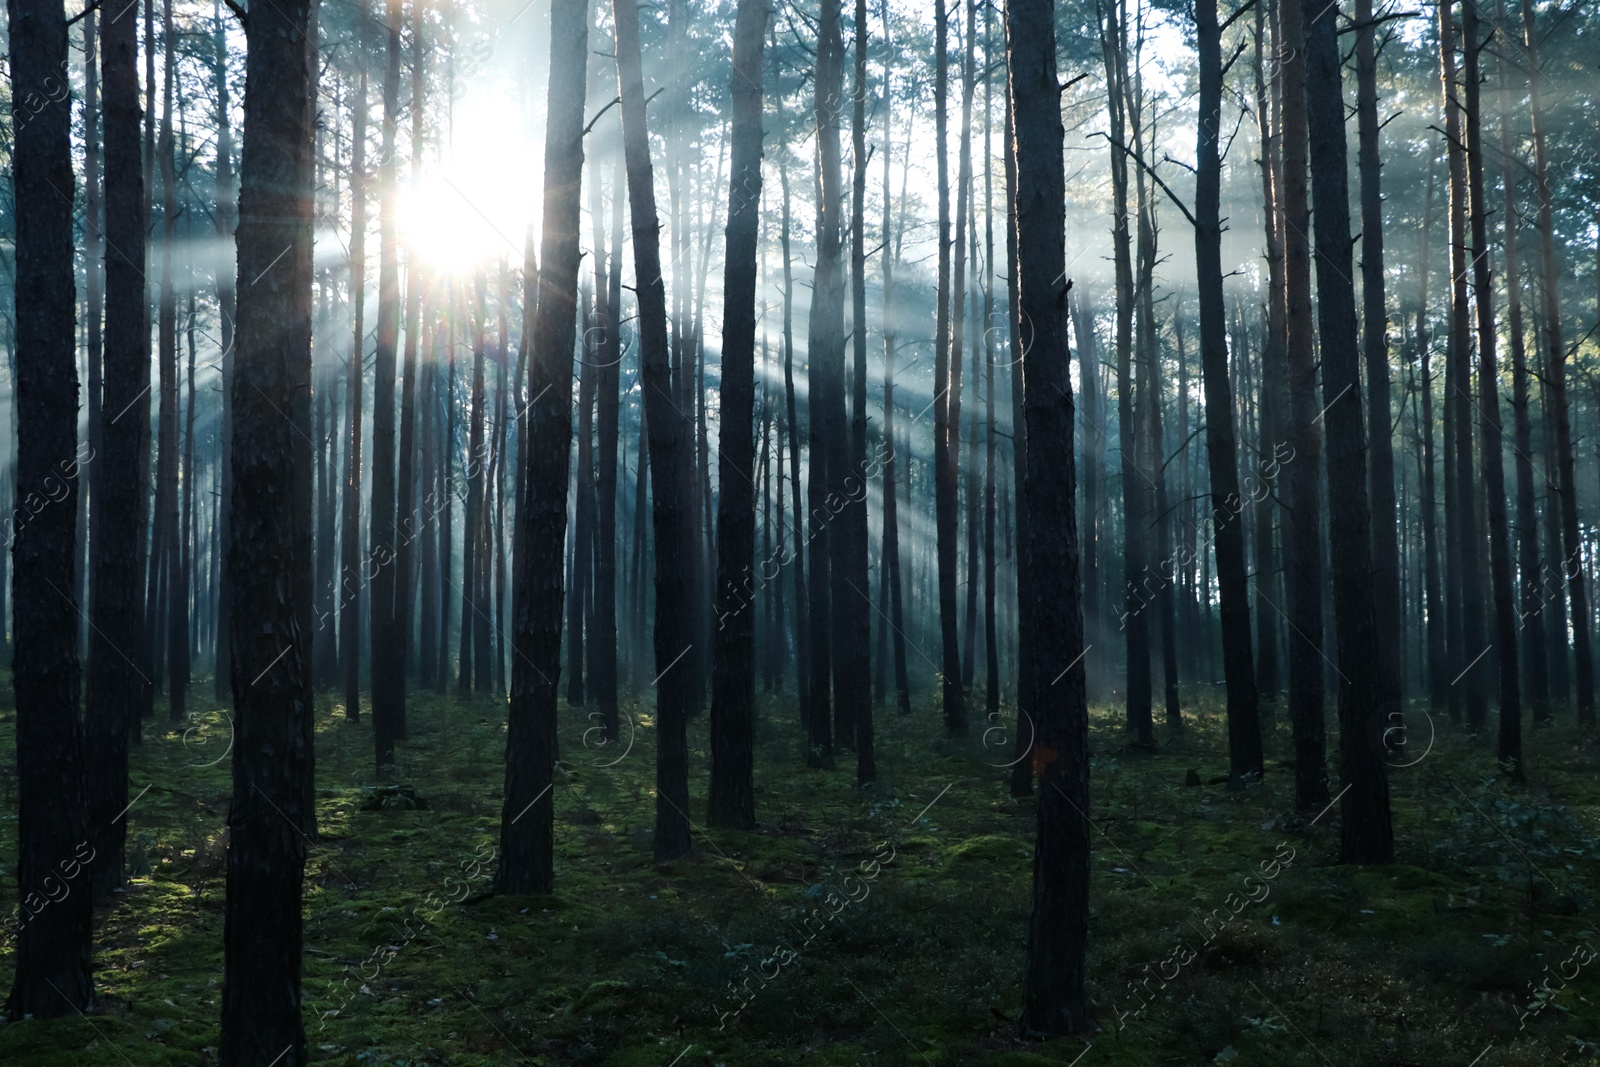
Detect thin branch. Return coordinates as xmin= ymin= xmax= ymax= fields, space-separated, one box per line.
xmin=1096 ymin=131 xmax=1198 ymax=229
xmin=583 ymin=96 xmax=621 ymax=136
xmin=66 ymin=0 xmax=101 ymax=27
xmin=1220 ymin=0 xmax=1259 ymax=35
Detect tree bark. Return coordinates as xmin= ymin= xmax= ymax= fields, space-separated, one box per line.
xmin=615 ymin=0 xmax=693 ymax=861
xmin=1460 ymin=0 xmax=1520 ymax=771
xmin=221 ymin=0 xmax=319 ymax=1051
xmin=1355 ymin=0 xmax=1402 ymax=737
xmin=1279 ymin=0 xmax=1328 ymax=809
xmin=1196 ymin=0 xmax=1262 ymax=785
xmin=1305 ymin=0 xmax=1393 ymax=864
xmin=87 ymin=0 xmax=150 ymax=904
xmin=933 ymin=0 xmax=967 ymax=737
xmin=496 ymin=0 xmax=586 ymax=893
xmin=342 ymin=21 xmax=368 ymax=723
xmin=592 ymin=158 xmax=623 ymax=740
xmin=159 ymin=0 xmax=185 ymax=722
xmin=1441 ymin=0 xmax=1488 ymax=730
xmin=708 ymin=0 xmax=769 ymax=827
xmin=1523 ymin=0 xmax=1591 ymax=724
xmin=5 ymin=0 xmax=94 ymax=1015
xmin=1010 ymin=0 xmax=1090 ymax=1034
xmin=1497 ymin=0 xmax=1547 ymax=724
xmin=880 ymin=3 xmax=911 ymax=719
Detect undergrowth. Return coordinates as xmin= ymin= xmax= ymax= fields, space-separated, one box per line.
xmin=1 ymin=679 xmax=1597 ymax=1065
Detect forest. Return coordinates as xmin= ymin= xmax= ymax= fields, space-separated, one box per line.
xmin=1 ymin=0 xmax=1598 ymax=1061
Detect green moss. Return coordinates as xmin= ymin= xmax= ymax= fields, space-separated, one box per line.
xmin=1 ymin=687 xmax=1597 ymax=1064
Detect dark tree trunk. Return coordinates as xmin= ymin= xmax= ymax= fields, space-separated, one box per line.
xmin=776 ymin=118 xmax=811 ymax=725
xmin=342 ymin=27 xmax=368 ymax=724
xmin=807 ymin=0 xmax=847 ymax=763
xmin=85 ymin=9 xmax=103 ymax=655
xmin=982 ymin=0 xmax=999 ymax=721
xmin=5 ymin=0 xmax=94 ymax=1015
xmin=879 ymin=14 xmax=911 ymax=718
xmin=1003 ymin=86 xmax=1036 ymax=799
xmin=1252 ymin=0 xmax=1284 ymax=711
xmin=933 ymin=0 xmax=967 ymax=737
xmin=1460 ymin=0 xmax=1520 ymax=772
xmin=1196 ymin=0 xmax=1261 ymax=785
xmin=370 ymin=0 xmax=401 ymax=764
xmin=1355 ymin=0 xmax=1402 ymax=736
xmin=221 ymin=0 xmax=319 ymax=1052
xmin=708 ymin=0 xmax=769 ymax=827
xmin=1283 ymin=0 xmax=1328 ymax=810
xmin=615 ymin=0 xmax=693 ymax=861
xmin=845 ymin=0 xmax=874 ymax=784
xmin=592 ymin=158 xmax=622 ymax=740
xmin=568 ymin=322 xmax=594 ymax=707
xmin=1441 ymin=0 xmax=1488 ymax=731
xmin=391 ymin=0 xmax=426 ymax=742
xmin=1076 ymin=304 xmax=1102 ymax=702
xmin=458 ymin=279 xmax=487 ymax=693
xmin=954 ymin=0 xmax=977 ymax=697
xmin=1498 ymin=4 xmax=1547 ymax=724
xmin=87 ymin=0 xmax=150 ymax=903
xmin=159 ymin=0 xmax=184 ymax=723
xmin=1416 ymin=165 xmax=1445 ymax=711
xmin=1305 ymin=0 xmax=1393 ymax=864
xmin=1523 ymin=0 xmax=1591 ymax=724
xmin=1010 ymin=0 xmax=1090 ymax=1034
xmin=1098 ymin=0 xmax=1151 ymax=741
xmin=496 ymin=0 xmax=586 ymax=894
xmin=420 ymin=356 xmax=438 ymax=690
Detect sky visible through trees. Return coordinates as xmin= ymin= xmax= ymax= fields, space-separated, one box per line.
xmin=2 ymin=0 xmax=1600 ymax=1062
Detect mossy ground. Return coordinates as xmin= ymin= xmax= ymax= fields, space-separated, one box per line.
xmin=2 ymin=678 xmax=1599 ymax=1065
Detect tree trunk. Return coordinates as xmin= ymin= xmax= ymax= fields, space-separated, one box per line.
xmin=1252 ymin=0 xmax=1284 ymax=711
xmin=1010 ymin=0 xmax=1090 ymax=1034
xmin=615 ymin=0 xmax=693 ymax=861
xmin=391 ymin=0 xmax=425 ymax=742
xmin=1003 ymin=85 xmax=1035 ymax=798
xmin=1196 ymin=0 xmax=1262 ymax=785
xmin=159 ymin=0 xmax=184 ymax=722
xmin=369 ymin=0 xmax=401 ymax=763
xmin=1355 ymin=0 xmax=1402 ymax=736
xmin=775 ymin=103 xmax=811 ymax=724
xmin=933 ymin=0 xmax=967 ymax=737
xmin=1459 ymin=0 xmax=1520 ymax=771
xmin=5 ymin=0 xmax=95 ymax=1015
xmin=807 ymin=0 xmax=848 ymax=762
xmin=1441 ymin=0 xmax=1488 ymax=730
xmin=1304 ymin=0 xmax=1393 ymax=864
xmin=845 ymin=0 xmax=875 ymax=783
xmin=221 ymin=0 xmax=319 ymax=1051
xmin=982 ymin=0 xmax=999 ymax=721
xmin=1416 ymin=164 xmax=1445 ymax=711
xmin=879 ymin=3 xmax=911 ymax=719
xmin=496 ymin=0 xmax=586 ymax=893
xmin=593 ymin=157 xmax=622 ymax=740
xmin=87 ymin=0 xmax=149 ymax=903
xmin=458 ymin=278 xmax=487 ymax=693
xmin=568 ymin=302 xmax=595 ymax=707
xmin=1498 ymin=0 xmax=1547 ymax=724
xmin=1098 ymin=0 xmax=1151 ymax=741
xmin=1279 ymin=0 xmax=1328 ymax=809
xmin=708 ymin=0 xmax=769 ymax=827
xmin=342 ymin=23 xmax=368 ymax=723
xmin=1523 ymin=0 xmax=1591 ymax=723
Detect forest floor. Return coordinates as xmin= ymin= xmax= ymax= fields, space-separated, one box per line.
xmin=2 ymin=677 xmax=1599 ymax=1066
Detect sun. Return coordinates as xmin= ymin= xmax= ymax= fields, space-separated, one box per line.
xmin=398 ymin=93 xmax=536 ymax=273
